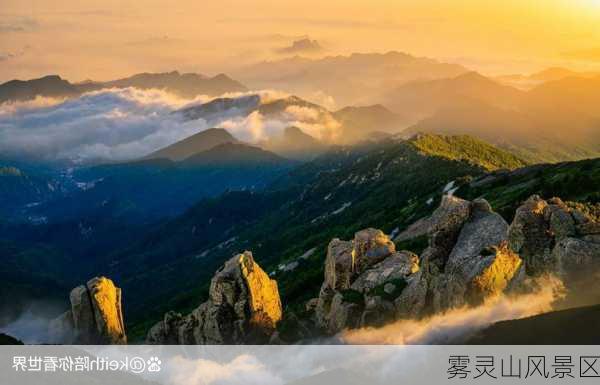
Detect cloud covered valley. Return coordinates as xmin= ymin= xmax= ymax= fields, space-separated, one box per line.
xmin=0 ymin=87 xmax=339 ymax=163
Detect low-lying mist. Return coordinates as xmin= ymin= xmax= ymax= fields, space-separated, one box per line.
xmin=341 ymin=275 xmax=566 ymax=345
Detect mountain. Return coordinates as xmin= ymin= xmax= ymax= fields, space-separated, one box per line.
xmin=26 ymin=144 xmax=293 ymax=223
xmin=177 ymin=94 xmax=406 ymax=145
xmin=0 ymin=75 xmax=78 ymax=103
xmin=78 ymin=71 xmax=247 ymax=98
xmin=400 ymin=73 xmax=600 ymax=163
xmin=380 ymin=71 xmax=524 ymax=123
xmin=177 ymin=94 xmax=261 ymax=122
xmin=333 ymin=104 xmax=408 ymax=138
xmin=145 ymin=128 xmax=239 ymax=161
xmin=236 ymin=51 xmax=469 ymax=107
xmin=183 ymin=142 xmax=289 ymax=166
xmin=259 ymin=126 xmax=328 ymax=160
xmin=0 ymin=72 xmax=247 ymax=103
xmin=0 ymin=160 xmax=74 ymax=221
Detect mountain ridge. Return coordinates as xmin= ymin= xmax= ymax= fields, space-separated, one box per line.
xmin=0 ymin=71 xmax=247 ymax=103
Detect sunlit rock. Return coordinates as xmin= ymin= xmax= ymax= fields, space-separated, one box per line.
xmin=147 ymin=251 xmax=282 ymax=344
xmin=50 ymin=276 xmax=126 ymax=344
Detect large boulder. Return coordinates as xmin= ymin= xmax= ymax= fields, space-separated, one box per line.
xmin=147 ymin=251 xmax=282 ymax=344
xmin=352 ymin=228 xmax=396 ymax=273
xmin=350 ymin=251 xmax=419 ymax=293
xmin=323 ymin=239 xmax=354 ymax=291
xmin=420 ymin=195 xmax=471 ymax=269
xmin=315 ymin=229 xmax=419 ymax=332
xmin=441 ymin=199 xmax=523 ymax=305
xmin=508 ymin=195 xmax=553 ymax=275
xmin=49 ymin=276 xmax=126 ymax=344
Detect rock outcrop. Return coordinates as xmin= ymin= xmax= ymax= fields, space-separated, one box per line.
xmin=508 ymin=195 xmax=600 ymax=277
xmin=400 ymin=197 xmax=523 ymax=317
xmin=49 ymin=276 xmax=127 ymax=344
xmin=312 ymin=197 xmax=525 ymax=334
xmin=308 ymin=194 xmax=600 ymax=335
xmin=315 ymin=228 xmax=421 ymax=333
xmin=147 ymin=251 xmax=282 ymax=344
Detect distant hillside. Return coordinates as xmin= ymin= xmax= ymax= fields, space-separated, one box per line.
xmin=0 ymin=71 xmax=246 ymax=103
xmin=145 ymin=128 xmax=239 ymax=161
xmin=333 ymin=104 xmax=408 ymax=138
xmin=27 ymin=144 xmax=293 ymax=223
xmin=410 ymin=133 xmax=526 ymax=171
xmin=400 ymin=73 xmax=600 ymax=163
xmin=468 ymin=304 xmax=600 ymax=344
xmin=380 ymin=71 xmax=524 ymax=122
xmin=0 ymin=75 xmax=78 ymax=103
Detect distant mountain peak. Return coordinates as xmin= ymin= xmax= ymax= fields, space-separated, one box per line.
xmin=183 ymin=142 xmax=289 ymax=166
xmin=145 ymin=128 xmax=239 ymax=161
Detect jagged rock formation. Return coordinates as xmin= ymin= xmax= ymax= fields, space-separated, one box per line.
xmin=147 ymin=251 xmax=282 ymax=344
xmin=315 ymin=228 xmax=421 ymax=333
xmin=49 ymin=277 xmax=126 ymax=344
xmin=309 ymin=194 xmax=600 ymax=334
xmin=509 ymin=195 xmax=600 ymax=276
xmin=312 ymin=197 xmax=524 ymax=333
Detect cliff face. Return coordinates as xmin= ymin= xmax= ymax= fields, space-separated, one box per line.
xmin=49 ymin=277 xmax=126 ymax=344
xmin=147 ymin=251 xmax=282 ymax=344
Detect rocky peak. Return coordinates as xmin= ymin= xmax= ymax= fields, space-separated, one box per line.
xmin=49 ymin=276 xmax=126 ymax=344
xmin=311 ymin=197 xmax=525 ymax=334
xmin=420 ymin=195 xmax=472 ymax=269
xmin=315 ymin=229 xmax=419 ymax=333
xmin=147 ymin=251 xmax=282 ymax=344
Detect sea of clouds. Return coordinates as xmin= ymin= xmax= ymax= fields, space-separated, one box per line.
xmin=0 ymin=87 xmax=338 ymax=163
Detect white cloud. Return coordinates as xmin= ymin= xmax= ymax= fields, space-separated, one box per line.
xmin=0 ymin=87 xmax=340 ymax=163
xmin=0 ymin=87 xmax=215 ymax=162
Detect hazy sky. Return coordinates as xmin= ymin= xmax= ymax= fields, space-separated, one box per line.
xmin=2 ymin=0 xmax=600 ymax=82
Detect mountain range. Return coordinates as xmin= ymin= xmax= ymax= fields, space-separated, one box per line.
xmin=234 ymin=51 xmax=469 ymax=107
xmin=0 ymin=71 xmax=246 ymax=103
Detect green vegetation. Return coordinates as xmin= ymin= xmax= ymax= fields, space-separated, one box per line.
xmin=411 ymin=134 xmax=527 ymax=171
xmin=459 ymin=157 xmax=600 ymax=221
